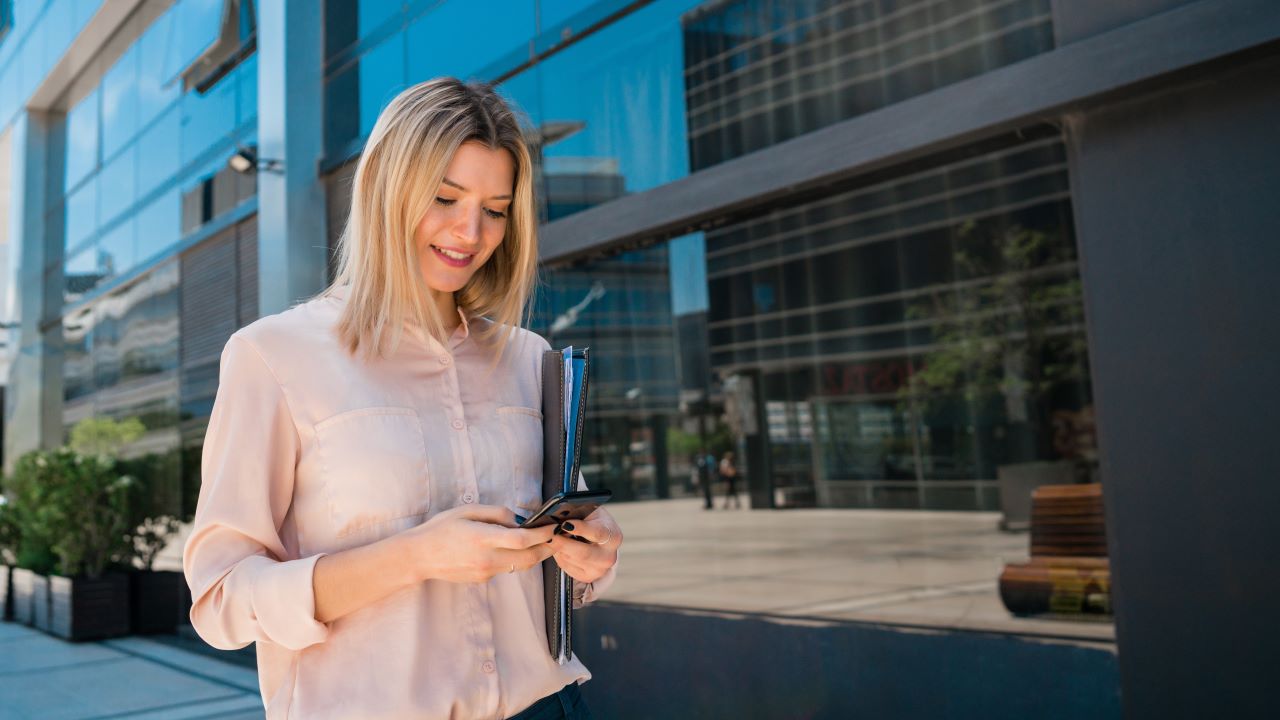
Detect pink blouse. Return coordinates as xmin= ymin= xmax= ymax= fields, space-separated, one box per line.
xmin=182 ymin=285 xmax=616 ymax=719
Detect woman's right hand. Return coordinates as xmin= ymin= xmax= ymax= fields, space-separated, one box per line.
xmin=399 ymin=505 xmax=558 ymax=584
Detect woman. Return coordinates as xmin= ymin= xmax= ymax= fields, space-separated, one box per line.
xmin=719 ymin=451 xmax=740 ymax=509
xmin=182 ymin=78 xmax=622 ymax=720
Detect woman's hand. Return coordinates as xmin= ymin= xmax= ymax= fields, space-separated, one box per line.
xmin=547 ymin=508 xmax=623 ymax=584
xmin=399 ymin=505 xmax=557 ymax=584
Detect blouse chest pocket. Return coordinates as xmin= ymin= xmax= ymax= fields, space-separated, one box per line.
xmin=496 ymin=406 xmax=544 ymax=513
xmin=313 ymin=407 xmax=431 ymax=538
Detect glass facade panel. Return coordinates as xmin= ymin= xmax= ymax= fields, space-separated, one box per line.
xmin=136 ymin=187 xmax=182 ymax=264
xmin=98 ymin=144 xmax=137 ymax=225
xmin=405 ymin=1 xmax=535 ymax=82
xmin=64 ymin=176 xmax=97 ymax=253
xmin=137 ymin=7 xmax=182 ymax=126
xmin=65 ymin=88 xmax=99 ymax=192
xmin=504 ymin=0 xmax=701 ymax=220
xmin=167 ymin=0 xmax=224 ymax=82
xmin=358 ymin=32 xmax=406 ymax=139
xmin=97 ymin=216 xmax=136 ymax=281
xmin=683 ymin=0 xmax=1055 ymax=171
xmin=137 ymin=105 xmax=182 ymax=199
xmin=180 ymin=75 xmax=238 ymax=165
xmin=101 ymin=43 xmax=139 ymax=159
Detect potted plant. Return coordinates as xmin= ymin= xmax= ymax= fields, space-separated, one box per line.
xmin=14 ymin=447 xmax=136 ymax=640
xmin=2 ymin=452 xmax=61 ymax=628
xmin=120 ymin=451 xmax=186 ymax=634
xmin=899 ymin=221 xmax=1095 ymax=527
xmin=0 ymin=497 xmax=15 ymax=621
xmin=70 ymin=418 xmax=188 ymax=635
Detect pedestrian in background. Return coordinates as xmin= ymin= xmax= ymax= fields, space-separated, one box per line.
xmin=183 ymin=77 xmax=621 ymax=720
xmin=720 ymin=451 xmax=741 ymax=509
xmin=697 ymin=447 xmax=717 ymax=510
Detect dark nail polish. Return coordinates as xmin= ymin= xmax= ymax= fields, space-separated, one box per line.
xmin=563 ymin=522 xmax=575 ymax=532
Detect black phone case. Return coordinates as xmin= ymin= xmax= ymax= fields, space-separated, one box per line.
xmin=541 ymin=348 xmax=590 ymax=663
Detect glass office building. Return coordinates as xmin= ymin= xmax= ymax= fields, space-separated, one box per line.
xmin=1 ymin=0 xmax=1096 ymax=513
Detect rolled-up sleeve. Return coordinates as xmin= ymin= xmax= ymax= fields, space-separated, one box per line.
xmin=572 ymin=472 xmax=618 ymax=609
xmin=182 ymin=333 xmax=330 ymax=651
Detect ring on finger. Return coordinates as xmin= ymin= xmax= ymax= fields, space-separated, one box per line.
xmin=509 ymin=563 xmax=515 ymax=574
xmin=593 ymin=528 xmax=614 ymax=546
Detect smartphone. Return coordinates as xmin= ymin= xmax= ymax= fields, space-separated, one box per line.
xmin=515 ymin=490 xmax=612 ymax=537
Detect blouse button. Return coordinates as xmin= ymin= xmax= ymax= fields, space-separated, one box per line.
xmin=439 ymin=355 xmax=451 ymax=366
xmin=462 ymin=493 xmax=475 ymax=504
xmin=481 ymin=660 xmax=495 ymax=674
xmin=451 ymin=419 xmax=465 ymax=430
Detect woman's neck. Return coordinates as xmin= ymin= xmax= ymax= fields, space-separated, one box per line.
xmin=430 ymin=289 xmax=461 ymax=333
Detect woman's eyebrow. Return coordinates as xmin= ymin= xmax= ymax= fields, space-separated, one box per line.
xmin=441 ymin=177 xmax=512 ymax=200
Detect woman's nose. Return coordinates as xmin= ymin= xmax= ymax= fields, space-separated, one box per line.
xmin=452 ymin=208 xmax=482 ymax=244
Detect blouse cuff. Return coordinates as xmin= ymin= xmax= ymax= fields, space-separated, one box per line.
xmin=245 ymin=552 xmax=332 ymax=650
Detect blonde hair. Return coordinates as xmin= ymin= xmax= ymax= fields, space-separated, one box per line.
xmin=323 ymin=77 xmax=539 ymax=362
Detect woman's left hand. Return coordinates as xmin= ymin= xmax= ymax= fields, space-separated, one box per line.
xmin=546 ymin=509 xmax=622 ymax=584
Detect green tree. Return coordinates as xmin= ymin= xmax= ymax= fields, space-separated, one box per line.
xmin=901 ymin=222 xmax=1090 ymax=460
xmin=69 ymin=416 xmax=146 ymax=457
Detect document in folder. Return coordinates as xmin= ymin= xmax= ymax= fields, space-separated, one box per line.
xmin=541 ymin=346 xmax=589 ymax=664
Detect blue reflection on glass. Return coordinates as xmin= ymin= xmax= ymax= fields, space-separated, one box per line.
xmin=98 ymin=216 xmax=136 ymax=279
xmin=406 ymin=1 xmax=534 ymax=83
xmin=509 ymin=0 xmax=700 ymax=220
xmin=181 ymin=77 xmax=237 ymax=165
xmin=238 ymin=52 xmax=258 ymax=125
xmin=669 ymin=233 xmax=708 ymax=315
xmin=65 ymin=177 xmax=97 ymax=252
xmin=66 ymin=88 xmax=99 ymax=193
xmin=137 ymin=106 xmax=182 ymax=199
xmin=358 ymin=33 xmax=406 ymax=138
xmin=137 ymin=7 xmax=182 ymax=127
xmin=136 ymin=188 xmax=181 ymax=264
xmin=98 ymin=145 xmax=137 ymax=226
xmin=167 ymin=0 xmax=223 ymax=82
xmin=102 ymin=44 xmax=139 ymax=160
xmin=359 ymin=0 xmax=403 ymax=39
xmin=536 ymin=0 xmax=598 ymax=31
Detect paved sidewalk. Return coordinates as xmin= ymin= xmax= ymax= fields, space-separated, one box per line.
xmin=0 ymin=621 xmax=262 ymax=720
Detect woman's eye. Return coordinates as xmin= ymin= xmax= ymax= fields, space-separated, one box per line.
xmin=436 ymin=197 xmax=505 ymax=219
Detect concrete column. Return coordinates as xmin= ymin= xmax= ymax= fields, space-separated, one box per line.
xmin=256 ymin=0 xmax=327 ymax=315
xmin=4 ymin=112 xmax=62 ymax=471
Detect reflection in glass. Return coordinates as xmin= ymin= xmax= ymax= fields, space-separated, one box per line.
xmin=683 ymin=0 xmax=1055 ymax=171
xmin=137 ymin=6 xmax=182 ymax=127
xmin=98 ymin=217 xmax=136 ymax=281
xmin=406 ymin=1 xmax=534 ymax=82
xmin=358 ymin=33 xmax=406 ymax=139
xmin=506 ymin=0 xmax=700 ymax=220
xmin=532 ymin=246 xmax=685 ymax=501
xmin=137 ymin=106 xmax=182 ymax=199
xmin=66 ymin=88 xmax=99 ymax=192
xmin=136 ymin=188 xmax=183 ymax=264
xmin=102 ymin=43 xmax=139 ymax=159
xmin=704 ymin=128 xmax=1091 ymax=509
xmin=98 ymin=144 xmax=137 ymax=225
xmin=181 ymin=75 xmax=237 ymax=166
xmin=65 ymin=177 xmax=98 ymax=252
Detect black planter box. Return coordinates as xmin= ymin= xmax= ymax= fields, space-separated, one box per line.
xmin=49 ymin=572 xmax=131 ymax=641
xmin=130 ymin=570 xmax=190 ymax=635
xmin=10 ymin=568 xmax=37 ymax=625
xmin=0 ymin=565 xmax=10 ymax=621
xmin=32 ymin=573 xmax=52 ymax=632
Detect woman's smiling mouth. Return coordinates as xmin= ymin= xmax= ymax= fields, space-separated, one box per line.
xmin=431 ymin=244 xmax=476 ymax=267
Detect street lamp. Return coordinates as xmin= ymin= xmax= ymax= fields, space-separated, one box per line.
xmin=228 ymin=144 xmax=284 ymax=175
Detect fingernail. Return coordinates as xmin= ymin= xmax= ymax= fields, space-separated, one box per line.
xmin=563 ymin=522 xmax=575 ymax=531
xmin=546 ymin=538 xmax=553 ymax=543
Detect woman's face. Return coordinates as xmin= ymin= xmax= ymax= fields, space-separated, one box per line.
xmin=414 ymin=140 xmax=514 ymax=295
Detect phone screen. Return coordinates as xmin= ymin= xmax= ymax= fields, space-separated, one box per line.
xmin=516 ymin=489 xmax=612 ymax=530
